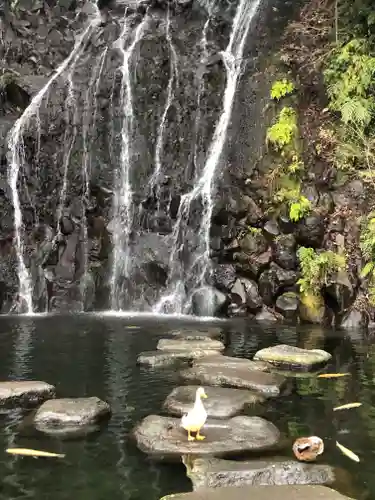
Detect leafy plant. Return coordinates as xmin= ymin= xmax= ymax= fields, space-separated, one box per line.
xmin=266 ymin=107 xmax=297 ymax=151
xmin=274 ymin=181 xmax=311 ymax=222
xmin=297 ymin=247 xmax=346 ymax=298
xmin=360 ymin=214 xmax=375 ymax=303
xmin=270 ymin=79 xmax=295 ymax=100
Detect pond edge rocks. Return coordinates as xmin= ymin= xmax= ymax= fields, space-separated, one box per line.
xmin=0 ymin=380 xmax=56 ymax=408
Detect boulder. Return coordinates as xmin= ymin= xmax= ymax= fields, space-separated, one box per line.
xmin=184 ymin=456 xmax=336 ymax=490
xmin=340 ymin=308 xmax=369 ymax=329
xmin=273 ymin=234 xmax=297 ymax=270
xmin=259 ymin=264 xmax=298 ymax=306
xmin=157 ymin=338 xmax=225 ymax=353
xmin=254 ymin=345 xmax=331 ymax=371
xmin=192 ymin=355 xmax=269 ymax=372
xmin=180 ymin=365 xmax=286 ymax=397
xmin=235 ymin=249 xmax=272 ymax=277
xmin=191 ymin=287 xmax=228 ymax=316
xmin=211 ymin=264 xmax=237 ymax=291
xmin=276 ymin=292 xmax=299 ymax=320
xmin=163 ymin=386 xmax=265 ymax=419
xmin=0 ymin=381 xmax=56 ymax=408
xmin=263 ymin=220 xmax=280 ymax=238
xmin=33 ymin=397 xmax=111 ymax=435
xmin=241 ymin=278 xmax=263 ymax=310
xmin=297 ymin=214 xmax=325 ymax=247
xmin=133 ymin=415 xmax=280 ymax=461
xmin=255 ymin=307 xmax=281 ymax=322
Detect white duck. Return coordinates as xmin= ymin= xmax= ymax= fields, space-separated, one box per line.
xmin=181 ymin=387 xmax=208 ymax=441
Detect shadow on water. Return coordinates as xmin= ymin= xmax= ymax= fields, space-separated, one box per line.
xmin=0 ymin=315 xmax=375 ymax=499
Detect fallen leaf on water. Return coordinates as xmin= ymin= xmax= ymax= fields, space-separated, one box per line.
xmin=336 ymin=441 xmax=360 ymax=462
xmin=317 ymin=373 xmax=350 ymax=378
xmin=6 ymin=448 xmax=65 ymax=458
xmin=333 ymin=402 xmax=362 ymax=411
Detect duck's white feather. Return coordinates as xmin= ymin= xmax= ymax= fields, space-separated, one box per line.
xmin=180 ymin=390 xmax=207 ymax=432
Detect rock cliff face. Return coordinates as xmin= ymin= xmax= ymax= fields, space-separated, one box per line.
xmin=0 ymin=0 xmax=370 ymax=326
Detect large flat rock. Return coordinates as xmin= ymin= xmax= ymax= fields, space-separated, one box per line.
xmin=160 ymin=485 xmax=353 ymax=500
xmin=137 ymin=350 xmax=220 ymax=367
xmin=133 ymin=415 xmax=280 ymax=461
xmin=180 ymin=365 xmax=286 ymax=397
xmin=192 ymin=355 xmax=269 ymax=371
xmin=184 ymin=456 xmax=336 ymax=490
xmin=170 ymin=328 xmax=223 ymax=340
xmin=254 ymin=345 xmax=331 ymax=371
xmin=0 ymin=381 xmax=56 ymax=408
xmin=33 ymin=397 xmax=111 ymax=434
xmin=157 ymin=338 xmax=225 ymax=353
xmin=163 ymin=386 xmax=265 ymax=419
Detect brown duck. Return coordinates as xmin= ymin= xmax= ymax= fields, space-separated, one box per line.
xmin=292 ymin=436 xmax=324 ymax=462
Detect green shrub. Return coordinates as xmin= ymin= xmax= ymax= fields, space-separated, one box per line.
xmin=270 ymin=79 xmax=295 ymax=100
xmin=266 ymin=107 xmax=297 ymax=151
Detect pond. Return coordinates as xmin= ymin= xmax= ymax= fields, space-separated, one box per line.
xmin=0 ymin=314 xmax=374 ymax=499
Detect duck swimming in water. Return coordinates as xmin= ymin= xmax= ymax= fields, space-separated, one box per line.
xmin=181 ymin=387 xmax=208 ymax=441
xmin=293 ymin=436 xmax=324 ymax=462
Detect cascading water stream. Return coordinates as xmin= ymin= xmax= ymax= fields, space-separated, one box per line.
xmin=7 ymin=0 xmax=102 ymax=314
xmin=110 ymin=14 xmax=149 ymax=310
xmin=157 ymin=0 xmax=262 ymax=316
xmin=149 ymin=5 xmax=178 ymax=205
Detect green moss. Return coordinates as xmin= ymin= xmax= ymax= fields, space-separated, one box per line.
xmin=270 ymin=79 xmax=295 ymax=100
xmin=360 ymin=213 xmax=375 ymax=304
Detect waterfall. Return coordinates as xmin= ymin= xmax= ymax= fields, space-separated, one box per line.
xmin=7 ymin=0 xmax=102 ymax=314
xmin=110 ymin=14 xmax=149 ymax=310
xmin=156 ymin=0 xmax=262 ymax=315
xmin=149 ymin=5 xmax=178 ymax=207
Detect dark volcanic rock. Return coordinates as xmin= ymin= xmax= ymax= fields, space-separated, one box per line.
xmin=133 ymin=415 xmax=280 ymax=461
xmin=340 ymin=308 xmax=369 ymax=329
xmin=0 ymin=381 xmax=56 ymax=408
xmin=276 ymin=292 xmax=299 ymax=320
xmin=180 ymin=364 xmax=287 ymax=397
xmin=185 ymin=456 xmax=337 ymax=490
xmin=163 ymin=386 xmax=265 ymax=419
xmin=297 ymin=214 xmax=325 ymax=247
xmin=211 ymin=264 xmax=237 ymax=291
xmin=33 ymin=397 xmax=111 ymax=434
xmin=191 ymin=287 xmax=228 ymax=316
xmin=258 ymin=263 xmax=298 ymax=306
xmin=272 ymin=234 xmax=297 ymax=270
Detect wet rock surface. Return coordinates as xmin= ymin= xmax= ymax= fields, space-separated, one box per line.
xmin=254 ymin=345 xmax=331 ymax=371
xmin=180 ymin=365 xmax=287 ymax=397
xmin=157 ymin=338 xmax=225 ymax=353
xmin=163 ymin=386 xmax=265 ymax=419
xmin=137 ymin=349 xmax=221 ymax=367
xmin=33 ymin=397 xmax=111 ymax=433
xmin=191 ymin=355 xmax=269 ymax=372
xmin=185 ymin=456 xmax=337 ymax=490
xmin=160 ymin=485 xmax=354 ymax=500
xmin=0 ymin=381 xmax=56 ymax=408
xmin=133 ymin=415 xmax=280 ymax=461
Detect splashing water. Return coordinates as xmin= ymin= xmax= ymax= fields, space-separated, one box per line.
xmin=7 ymin=1 xmax=102 ymax=314
xmin=157 ymin=0 xmax=262 ymax=315
xmin=110 ymin=14 xmax=149 ymax=310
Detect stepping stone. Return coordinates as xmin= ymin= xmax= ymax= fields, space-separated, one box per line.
xmin=33 ymin=397 xmax=111 ymax=436
xmin=193 ymin=354 xmax=269 ymax=371
xmin=163 ymin=386 xmax=265 ymax=419
xmin=137 ymin=350 xmax=220 ymax=367
xmin=184 ymin=456 xmax=337 ymax=490
xmin=170 ymin=327 xmax=223 ymax=340
xmin=160 ymin=485 xmax=353 ymax=500
xmin=180 ymin=365 xmax=286 ymax=397
xmin=157 ymin=338 xmax=225 ymax=353
xmin=0 ymin=381 xmax=56 ymax=408
xmin=133 ymin=415 xmax=280 ymax=462
xmin=254 ymin=345 xmax=332 ymax=371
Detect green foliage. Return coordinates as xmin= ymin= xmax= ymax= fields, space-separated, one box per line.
xmin=274 ymin=181 xmax=311 ymax=222
xmin=325 ymin=39 xmax=375 ymax=127
xmin=297 ymin=247 xmax=346 ymax=297
xmin=270 ymin=79 xmax=295 ymax=100
xmin=266 ymin=107 xmax=297 ymax=151
xmin=360 ymin=214 xmax=375 ymax=303
xmin=248 ymin=226 xmax=262 ymax=235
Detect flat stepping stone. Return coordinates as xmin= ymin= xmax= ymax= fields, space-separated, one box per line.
xmin=170 ymin=327 xmax=222 ymax=340
xmin=160 ymin=485 xmax=353 ymax=500
xmin=185 ymin=456 xmax=336 ymax=490
xmin=163 ymin=386 xmax=265 ymax=419
xmin=33 ymin=397 xmax=111 ymax=435
xmin=193 ymin=355 xmax=269 ymax=371
xmin=137 ymin=350 xmax=221 ymax=367
xmin=0 ymin=381 xmax=55 ymax=408
xmin=180 ymin=365 xmax=286 ymax=397
xmin=133 ymin=415 xmax=280 ymax=461
xmin=157 ymin=338 xmax=225 ymax=352
xmin=254 ymin=345 xmax=331 ymax=371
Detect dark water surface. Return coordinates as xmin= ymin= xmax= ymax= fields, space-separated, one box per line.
xmin=0 ymin=315 xmax=374 ymax=499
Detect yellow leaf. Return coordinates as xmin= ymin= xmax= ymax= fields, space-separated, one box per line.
xmin=317 ymin=373 xmax=350 ymax=378
xmin=336 ymin=441 xmax=360 ymax=463
xmin=6 ymin=448 xmax=65 ymax=458
xmin=333 ymin=402 xmax=362 ymax=411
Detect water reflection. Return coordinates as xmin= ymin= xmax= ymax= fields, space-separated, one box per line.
xmin=0 ymin=316 xmax=374 ymax=498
